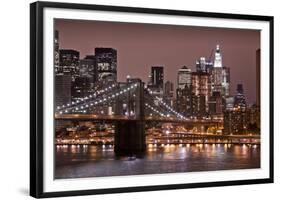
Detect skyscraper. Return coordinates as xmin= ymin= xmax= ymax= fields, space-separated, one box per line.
xmin=164 ymin=81 xmax=174 ymax=97
xmin=151 ymin=66 xmax=164 ymax=89
xmin=176 ymin=84 xmax=193 ymax=117
xmin=211 ymin=45 xmax=223 ymax=94
xmin=192 ymin=72 xmax=210 ymax=97
xmin=256 ymin=49 xmax=260 ymax=106
xmin=191 ymin=72 xmax=211 ymax=116
xmin=210 ymin=45 xmax=230 ymax=98
xmin=196 ymin=57 xmax=207 ymax=72
xmin=196 ymin=57 xmax=213 ymax=73
xmin=211 ymin=73 xmax=222 ymax=94
xmin=55 ymin=74 xmax=72 ymax=108
xmin=208 ymin=91 xmax=223 ymax=115
xmin=225 ymin=96 xmax=235 ymax=111
xmin=223 ymin=110 xmax=248 ymax=135
xmin=247 ymin=104 xmax=260 ymax=129
xmin=95 ymin=48 xmax=117 ymax=82
xmin=164 ymin=81 xmax=174 ymax=107
xmin=71 ymin=76 xmax=93 ymax=106
xmin=224 ymin=84 xmax=248 ymax=135
xmin=55 ymin=73 xmax=72 ymax=129
xmin=214 ymin=45 xmax=222 ymax=68
xmin=59 ymin=49 xmax=80 ymax=76
xmin=222 ymin=66 xmax=230 ymax=97
xmin=79 ymin=55 xmax=97 ymax=83
xmin=177 ymin=66 xmax=192 ymax=89
xmin=176 ymin=66 xmax=192 ymax=116
xmin=234 ymin=84 xmax=247 ymax=111
xmin=147 ymin=66 xmax=164 ymax=99
xmin=54 ymin=30 xmax=60 ymax=73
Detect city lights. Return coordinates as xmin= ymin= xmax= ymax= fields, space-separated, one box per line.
xmin=54 ymin=30 xmax=261 ymax=179
xmin=56 ymin=82 xmax=118 ymax=112
xmin=57 ymin=83 xmax=138 ymax=114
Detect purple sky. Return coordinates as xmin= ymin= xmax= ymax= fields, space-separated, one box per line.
xmin=55 ymin=19 xmax=260 ymax=104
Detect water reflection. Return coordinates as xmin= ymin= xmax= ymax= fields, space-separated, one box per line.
xmin=55 ymin=144 xmax=260 ymax=179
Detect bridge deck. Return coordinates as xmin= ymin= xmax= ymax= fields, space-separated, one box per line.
xmin=55 ymin=114 xmax=222 ymax=124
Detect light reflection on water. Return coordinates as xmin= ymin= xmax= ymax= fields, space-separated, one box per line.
xmin=55 ymin=144 xmax=260 ymax=179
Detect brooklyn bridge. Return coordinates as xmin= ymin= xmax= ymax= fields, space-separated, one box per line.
xmin=55 ymin=80 xmax=259 ymax=155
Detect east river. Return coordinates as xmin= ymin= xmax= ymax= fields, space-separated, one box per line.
xmin=55 ymin=143 xmax=260 ymax=179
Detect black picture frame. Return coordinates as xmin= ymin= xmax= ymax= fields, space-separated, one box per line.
xmin=30 ymin=1 xmax=274 ymax=198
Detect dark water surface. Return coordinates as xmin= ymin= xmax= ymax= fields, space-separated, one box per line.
xmin=55 ymin=144 xmax=260 ymax=179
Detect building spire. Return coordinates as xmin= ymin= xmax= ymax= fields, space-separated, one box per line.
xmin=214 ymin=44 xmax=222 ymax=68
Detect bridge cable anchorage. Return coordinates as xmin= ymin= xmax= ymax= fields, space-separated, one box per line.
xmin=56 ymin=83 xmax=138 ymax=114
xmin=145 ymin=87 xmax=188 ymax=121
xmin=56 ymin=82 xmax=118 ymax=112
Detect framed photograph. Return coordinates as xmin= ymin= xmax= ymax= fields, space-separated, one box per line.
xmin=30 ymin=1 xmax=274 ymax=198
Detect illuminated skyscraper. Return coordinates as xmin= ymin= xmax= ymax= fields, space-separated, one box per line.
xmin=151 ymin=66 xmax=164 ymax=89
xmin=55 ymin=73 xmax=72 ymax=129
xmin=95 ymin=48 xmax=117 ymax=82
xmin=192 ymin=72 xmax=210 ymax=97
xmin=208 ymin=91 xmax=223 ymax=115
xmin=191 ymin=72 xmax=211 ymax=116
xmin=225 ymin=96 xmax=235 ymax=111
xmin=214 ymin=45 xmax=222 ymax=68
xmin=79 ymin=55 xmax=97 ymax=83
xmin=256 ymin=49 xmax=261 ymax=106
xmin=223 ymin=110 xmax=248 ymax=135
xmin=54 ymin=30 xmax=60 ymax=73
xmin=211 ymin=45 xmax=223 ymax=94
xmin=222 ymin=66 xmax=230 ymax=97
xmin=71 ymin=76 xmax=93 ymax=106
xmin=164 ymin=81 xmax=174 ymax=98
xmin=177 ymin=66 xmax=192 ymax=89
xmin=247 ymin=104 xmax=260 ymax=129
xmin=59 ymin=49 xmax=80 ymax=76
xmin=147 ymin=66 xmax=164 ymax=98
xmin=224 ymin=85 xmax=248 ymax=135
xmin=164 ymin=81 xmax=174 ymax=107
xmin=176 ymin=66 xmax=192 ymax=116
xmin=55 ymin=73 xmax=71 ymax=108
xmin=234 ymin=84 xmax=247 ymax=111
xmin=196 ymin=57 xmax=207 ymax=72
xmin=176 ymin=84 xmax=193 ymax=117
xmin=196 ymin=57 xmax=213 ymax=73
xmin=211 ymin=45 xmax=230 ymax=98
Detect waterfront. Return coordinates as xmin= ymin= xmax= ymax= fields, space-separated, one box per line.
xmin=55 ymin=144 xmax=260 ymax=179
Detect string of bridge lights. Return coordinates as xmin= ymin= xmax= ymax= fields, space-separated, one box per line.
xmin=56 ymin=83 xmax=118 ymax=112
xmin=145 ymin=87 xmax=188 ymax=120
xmin=156 ymin=96 xmax=188 ymax=120
xmin=145 ymin=103 xmax=167 ymax=117
xmin=57 ymin=83 xmax=139 ymax=114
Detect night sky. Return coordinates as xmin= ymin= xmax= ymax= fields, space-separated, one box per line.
xmin=55 ymin=19 xmax=260 ymax=104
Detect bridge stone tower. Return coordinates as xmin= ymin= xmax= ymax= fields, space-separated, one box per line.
xmin=114 ymin=79 xmax=146 ymax=156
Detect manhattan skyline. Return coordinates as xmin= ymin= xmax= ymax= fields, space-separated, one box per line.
xmin=55 ymin=19 xmax=260 ymax=104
